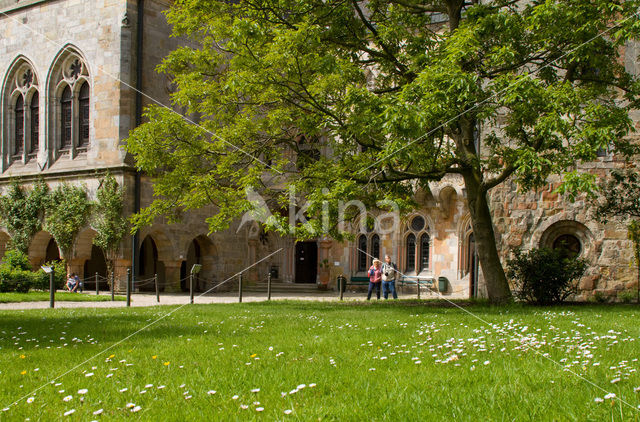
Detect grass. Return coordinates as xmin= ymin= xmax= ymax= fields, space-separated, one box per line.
xmin=0 ymin=300 xmax=639 ymax=420
xmin=0 ymin=292 xmax=126 ymax=303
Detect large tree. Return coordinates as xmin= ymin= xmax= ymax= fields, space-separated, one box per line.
xmin=127 ymin=0 xmax=640 ymax=303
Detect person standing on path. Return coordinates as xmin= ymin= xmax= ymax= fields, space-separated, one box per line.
xmin=382 ymin=255 xmax=398 ymax=299
xmin=367 ymin=259 xmax=382 ymax=300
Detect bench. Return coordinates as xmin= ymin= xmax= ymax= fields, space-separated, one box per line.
xmin=336 ymin=275 xmax=369 ymax=292
xmin=399 ymin=275 xmax=437 ymax=295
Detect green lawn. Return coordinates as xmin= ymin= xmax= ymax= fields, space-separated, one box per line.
xmin=0 ymin=292 xmax=126 ymax=303
xmin=0 ymin=301 xmax=639 ymax=421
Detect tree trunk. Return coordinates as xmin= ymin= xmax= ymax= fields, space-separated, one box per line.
xmin=462 ymin=171 xmax=513 ymax=304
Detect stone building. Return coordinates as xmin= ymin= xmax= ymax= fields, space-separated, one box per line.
xmin=0 ymin=0 xmax=635 ymax=299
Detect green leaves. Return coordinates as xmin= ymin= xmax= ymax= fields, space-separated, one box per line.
xmin=0 ymin=179 xmax=48 ymax=253
xmin=126 ymin=0 xmax=640 ymax=236
xmin=93 ymin=173 xmax=128 ymax=265
xmin=43 ymin=184 xmax=91 ymax=259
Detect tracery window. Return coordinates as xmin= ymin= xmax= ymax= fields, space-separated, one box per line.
xmin=404 ymin=215 xmax=430 ymax=273
xmin=4 ymin=62 xmax=40 ymax=165
xmin=60 ymin=85 xmax=72 ymax=150
xmin=29 ymin=94 xmax=39 ymax=154
xmin=50 ymin=50 xmax=91 ymax=158
xmin=14 ymin=95 xmax=24 ymax=156
xmin=357 ymin=234 xmax=368 ymax=272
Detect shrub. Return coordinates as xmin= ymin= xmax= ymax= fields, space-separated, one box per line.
xmin=0 ymin=249 xmax=34 ymax=293
xmin=0 ymin=249 xmax=66 ymax=293
xmin=590 ymin=290 xmax=609 ymax=303
xmin=617 ymin=290 xmax=636 ymax=304
xmin=507 ymin=247 xmax=588 ymax=305
xmin=31 ymin=260 xmax=67 ymax=291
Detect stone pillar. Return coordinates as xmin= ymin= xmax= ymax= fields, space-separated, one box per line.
xmin=247 ymin=239 xmax=259 ymax=283
xmin=67 ymin=258 xmax=84 ymax=279
xmin=163 ymin=260 xmax=183 ymax=293
xmin=113 ymin=259 xmax=132 ymax=291
xmin=318 ymin=238 xmax=332 ymax=287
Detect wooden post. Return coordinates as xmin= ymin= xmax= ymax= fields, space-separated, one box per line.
xmin=190 ymin=271 xmax=194 ymax=305
xmin=95 ymin=272 xmax=99 ymax=295
xmin=49 ymin=269 xmax=55 ymax=309
xmin=110 ymin=272 xmax=115 ymax=301
xmin=126 ymin=269 xmax=131 ymax=307
xmin=238 ymin=274 xmax=243 ymax=303
xmin=267 ymin=272 xmax=272 ymax=301
xmin=155 ymin=273 xmax=159 ymax=303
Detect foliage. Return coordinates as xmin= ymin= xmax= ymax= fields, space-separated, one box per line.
xmin=126 ymin=0 xmax=640 ymax=303
xmin=92 ymin=173 xmax=128 ymax=278
xmin=0 ymin=179 xmax=49 ymax=253
xmin=617 ymin=290 xmax=636 ymax=304
xmin=0 ymin=249 xmax=35 ymax=293
xmin=31 ymin=260 xmax=67 ymax=291
xmin=590 ymin=290 xmax=609 ymax=303
xmin=0 ymin=249 xmax=66 ymax=293
xmin=507 ymin=248 xmax=588 ymax=305
xmin=43 ymin=184 xmax=91 ymax=260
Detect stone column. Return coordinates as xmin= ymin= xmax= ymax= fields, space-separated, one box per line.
xmin=318 ymin=238 xmax=332 ymax=288
xmin=113 ymin=259 xmax=132 ymax=291
xmin=67 ymin=258 xmax=84 ymax=279
xmin=163 ymin=260 xmax=183 ymax=293
xmin=247 ymin=239 xmax=260 ymax=283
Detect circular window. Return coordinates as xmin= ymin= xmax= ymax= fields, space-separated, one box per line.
xmin=552 ymin=234 xmax=581 ymax=258
xmin=410 ymin=215 xmax=425 ymax=232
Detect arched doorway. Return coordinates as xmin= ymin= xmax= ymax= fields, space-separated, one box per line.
xmin=138 ymin=236 xmax=159 ymax=292
xmin=181 ymin=239 xmax=202 ymax=292
xmin=45 ymin=238 xmax=61 ymax=262
xmin=295 ymin=241 xmax=317 ymax=283
xmin=83 ymin=245 xmax=107 ymax=290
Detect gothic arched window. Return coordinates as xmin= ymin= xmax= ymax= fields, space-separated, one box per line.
xmin=404 ymin=215 xmax=430 ymax=273
xmin=371 ymin=234 xmax=380 ymax=262
xmin=78 ymin=82 xmax=90 ymax=148
xmin=419 ymin=233 xmax=430 ymax=272
xmin=406 ymin=233 xmax=416 ymax=272
xmin=357 ymin=234 xmax=368 ymax=272
xmin=60 ymin=85 xmax=72 ymax=150
xmin=14 ymin=95 xmax=24 ymax=156
xmin=29 ymin=93 xmax=39 ymax=154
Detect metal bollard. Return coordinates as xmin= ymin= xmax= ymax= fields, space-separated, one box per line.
xmin=155 ymin=273 xmax=159 ymax=303
xmin=417 ymin=279 xmax=420 ymax=300
xmin=338 ymin=275 xmax=345 ymax=301
xmin=49 ymin=268 xmax=55 ymax=309
xmin=95 ymin=272 xmax=99 ymax=295
xmin=238 ymin=274 xmax=243 ymax=303
xmin=111 ymin=272 xmax=115 ymax=301
xmin=267 ymin=272 xmax=272 ymax=301
xmin=126 ymin=269 xmax=131 ymax=307
xmin=190 ymin=272 xmax=194 ymax=304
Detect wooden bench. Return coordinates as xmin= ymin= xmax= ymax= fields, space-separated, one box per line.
xmin=399 ymin=275 xmax=437 ymax=296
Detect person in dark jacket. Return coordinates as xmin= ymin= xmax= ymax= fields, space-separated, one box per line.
xmin=382 ymin=255 xmax=398 ymax=299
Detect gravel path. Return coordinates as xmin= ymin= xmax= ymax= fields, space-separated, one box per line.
xmin=0 ymin=291 xmax=432 ymax=310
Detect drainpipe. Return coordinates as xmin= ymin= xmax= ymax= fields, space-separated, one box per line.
xmin=132 ymin=0 xmax=145 ymax=280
